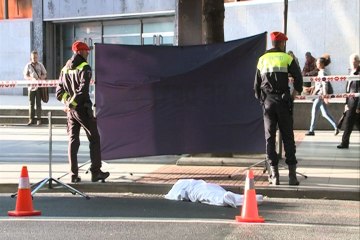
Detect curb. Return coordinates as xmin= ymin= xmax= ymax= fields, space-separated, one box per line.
xmin=2 ymin=182 xmax=359 ymax=201
xmin=176 ymin=157 xmax=265 ymax=167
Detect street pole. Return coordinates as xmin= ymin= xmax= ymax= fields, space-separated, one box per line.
xmin=278 ymin=0 xmax=288 ymax=159
xmin=284 ymin=0 xmax=288 ymax=37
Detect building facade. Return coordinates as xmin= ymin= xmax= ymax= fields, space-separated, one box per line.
xmin=0 ymin=0 xmax=359 ymax=95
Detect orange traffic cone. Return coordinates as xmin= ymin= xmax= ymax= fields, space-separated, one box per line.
xmin=8 ymin=166 xmax=41 ymax=216
xmin=235 ymin=170 xmax=264 ymax=223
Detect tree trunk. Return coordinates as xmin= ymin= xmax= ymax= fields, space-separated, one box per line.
xmin=203 ymin=0 xmax=231 ymax=157
xmin=203 ymin=0 xmax=225 ymax=44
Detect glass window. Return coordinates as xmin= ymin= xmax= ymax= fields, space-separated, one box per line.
xmin=103 ymin=20 xmax=141 ymax=45
xmin=104 ymin=36 xmax=141 ymax=45
xmin=63 ymin=23 xmax=75 ymax=61
xmin=104 ymin=20 xmax=141 ymax=35
xmin=75 ymin=22 xmax=102 ymax=43
xmin=142 ymin=17 xmax=174 ymax=45
xmin=143 ymin=20 xmax=174 ymax=34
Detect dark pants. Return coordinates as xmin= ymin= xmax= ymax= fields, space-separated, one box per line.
xmin=341 ymin=98 xmax=360 ymax=146
xmin=263 ymin=94 xmax=297 ymax=166
xmin=67 ymin=107 xmax=102 ymax=176
xmin=28 ymin=89 xmax=42 ymax=121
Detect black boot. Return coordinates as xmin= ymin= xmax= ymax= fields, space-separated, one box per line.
xmin=269 ymin=165 xmax=280 ymax=185
xmin=91 ymin=170 xmax=110 ymax=182
xmin=288 ymin=165 xmax=300 ymax=185
xmin=71 ymin=175 xmax=81 ymax=183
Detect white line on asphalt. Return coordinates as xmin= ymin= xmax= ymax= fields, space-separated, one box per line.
xmin=0 ymin=217 xmax=358 ymax=229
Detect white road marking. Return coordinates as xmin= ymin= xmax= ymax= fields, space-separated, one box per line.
xmin=0 ymin=217 xmax=358 ymax=230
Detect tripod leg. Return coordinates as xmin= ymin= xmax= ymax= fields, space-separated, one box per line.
xmin=27 ymin=178 xmax=90 ymax=199
xmin=294 ymin=171 xmax=308 ymax=178
xmin=31 ymin=178 xmax=51 ymax=196
xmin=57 ymin=171 xmax=70 ymax=180
xmin=229 ymin=159 xmax=267 ymax=179
xmin=57 ymin=160 xmax=92 ymax=180
xmin=51 ymin=178 xmax=90 ymax=199
xmin=278 ymin=163 xmax=308 ymax=178
xmin=245 ymin=159 xmax=267 ymax=171
xmin=12 ymin=178 xmax=46 ymax=198
xmin=11 ymin=178 xmax=51 ymax=197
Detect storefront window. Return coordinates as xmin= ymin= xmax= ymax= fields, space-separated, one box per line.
xmin=103 ymin=20 xmax=141 ymax=45
xmin=142 ymin=17 xmax=174 ymax=45
xmin=55 ymin=17 xmax=174 ymax=85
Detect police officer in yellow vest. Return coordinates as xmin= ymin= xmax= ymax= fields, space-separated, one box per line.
xmin=56 ymin=41 xmax=110 ymax=183
xmin=254 ymin=32 xmax=303 ymax=186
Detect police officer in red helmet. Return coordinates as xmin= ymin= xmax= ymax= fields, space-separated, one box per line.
xmin=254 ymin=32 xmax=303 ymax=186
xmin=56 ymin=41 xmax=110 ymax=183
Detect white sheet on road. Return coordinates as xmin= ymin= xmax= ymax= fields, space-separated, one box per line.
xmin=165 ymin=179 xmax=263 ymax=208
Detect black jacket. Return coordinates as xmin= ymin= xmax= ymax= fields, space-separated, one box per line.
xmin=254 ymin=48 xmax=303 ymax=102
xmin=56 ymin=54 xmax=92 ymax=109
xmin=346 ymin=65 xmax=360 ymax=109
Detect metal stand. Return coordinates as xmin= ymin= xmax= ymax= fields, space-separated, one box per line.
xmin=229 ymin=129 xmax=307 ymax=180
xmin=11 ymin=112 xmax=90 ymax=199
xmin=56 ymin=160 xmax=107 ymax=180
xmin=229 ymin=158 xmax=308 ymax=179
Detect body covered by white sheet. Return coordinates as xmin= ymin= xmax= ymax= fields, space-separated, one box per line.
xmin=165 ymin=179 xmax=263 ymax=208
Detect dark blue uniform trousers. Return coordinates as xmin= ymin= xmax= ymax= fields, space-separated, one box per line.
xmin=263 ymin=94 xmax=297 ymax=166
xmin=66 ymin=107 xmax=102 ymax=176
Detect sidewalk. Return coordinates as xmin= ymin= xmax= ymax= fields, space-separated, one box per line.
xmin=0 ymin=94 xmax=359 ymax=200
xmin=0 ymin=93 xmax=64 ymax=110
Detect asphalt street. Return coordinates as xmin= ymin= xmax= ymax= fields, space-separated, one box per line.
xmin=0 ymin=193 xmax=359 ymax=240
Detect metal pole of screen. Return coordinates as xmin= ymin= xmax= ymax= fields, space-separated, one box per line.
xmin=11 ymin=112 xmax=90 ymax=199
xmin=277 ymin=0 xmax=288 ymax=159
xmin=49 ymin=109 xmax=53 ymax=188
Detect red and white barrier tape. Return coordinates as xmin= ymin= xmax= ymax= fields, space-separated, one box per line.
xmin=302 ymin=75 xmax=359 ymax=83
xmin=1 ymin=75 xmax=358 ymax=88
xmin=0 ymin=79 xmax=95 ymax=88
xmin=295 ymin=92 xmax=360 ymax=100
xmin=1 ymin=77 xmax=359 ymax=100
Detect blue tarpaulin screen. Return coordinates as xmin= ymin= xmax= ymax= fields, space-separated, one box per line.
xmin=95 ymin=32 xmax=266 ymax=160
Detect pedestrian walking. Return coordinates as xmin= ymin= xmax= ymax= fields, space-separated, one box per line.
xmin=337 ymin=53 xmax=360 ymax=149
xmin=305 ymin=56 xmax=339 ymax=136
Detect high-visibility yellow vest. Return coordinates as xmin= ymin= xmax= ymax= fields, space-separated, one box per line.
xmin=60 ymin=62 xmax=89 ymax=108
xmin=257 ymin=52 xmax=293 ymax=74
xmin=61 ymin=62 xmax=89 ymax=74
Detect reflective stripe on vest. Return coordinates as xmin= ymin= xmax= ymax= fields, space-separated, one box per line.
xmin=257 ymin=52 xmax=293 ymax=74
xmin=61 ymin=61 xmax=89 ymax=74
xmin=61 ymin=92 xmax=69 ymax=104
xmin=69 ymin=96 xmax=78 ymax=108
xmin=60 ymin=62 xmax=89 ymax=108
